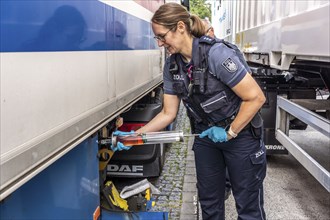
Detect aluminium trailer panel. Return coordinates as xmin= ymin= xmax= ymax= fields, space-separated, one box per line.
xmin=213 ymin=1 xmax=330 ymax=69
xmin=0 ymin=0 xmax=164 ymax=201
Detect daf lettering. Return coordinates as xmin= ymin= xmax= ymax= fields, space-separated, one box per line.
xmin=107 ymin=164 xmax=143 ymax=173
xmin=119 ymin=165 xmax=130 ymax=172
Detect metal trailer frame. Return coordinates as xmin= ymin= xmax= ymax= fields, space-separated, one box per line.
xmin=276 ymin=96 xmax=330 ymax=192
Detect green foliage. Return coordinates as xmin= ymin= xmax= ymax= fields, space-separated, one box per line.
xmin=190 ymin=0 xmax=211 ymax=21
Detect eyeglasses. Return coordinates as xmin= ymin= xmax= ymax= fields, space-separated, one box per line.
xmin=154 ymin=26 xmax=176 ymax=42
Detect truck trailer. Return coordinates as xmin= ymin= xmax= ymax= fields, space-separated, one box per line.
xmin=0 ymin=0 xmax=170 ymax=219
xmin=211 ymin=0 xmax=330 ymax=191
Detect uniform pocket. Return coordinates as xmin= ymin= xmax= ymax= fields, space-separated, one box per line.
xmin=200 ymin=91 xmax=228 ymax=113
xmin=245 ymin=144 xmax=267 ymax=191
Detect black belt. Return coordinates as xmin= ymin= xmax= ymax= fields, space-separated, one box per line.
xmin=215 ymin=117 xmax=234 ymax=128
xmin=216 ymin=118 xmax=251 ymax=132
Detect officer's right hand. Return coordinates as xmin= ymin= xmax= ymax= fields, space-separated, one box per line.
xmin=113 ymin=130 xmax=135 ymax=136
xmin=111 ymin=130 xmax=135 ymax=152
xmin=199 ymin=126 xmax=228 ymax=143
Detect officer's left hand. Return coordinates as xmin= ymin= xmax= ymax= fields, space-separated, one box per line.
xmin=111 ymin=130 xmax=135 ymax=152
xmin=199 ymin=126 xmax=228 ymax=143
xmin=111 ymin=141 xmax=132 ymax=152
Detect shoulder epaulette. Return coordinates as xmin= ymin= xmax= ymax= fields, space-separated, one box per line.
xmin=199 ymin=36 xmax=216 ymax=45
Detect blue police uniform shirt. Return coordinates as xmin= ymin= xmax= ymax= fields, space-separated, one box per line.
xmin=163 ymin=57 xmax=180 ymax=95
xmin=208 ymin=43 xmax=248 ymax=88
xmin=163 ymin=41 xmax=249 ymax=95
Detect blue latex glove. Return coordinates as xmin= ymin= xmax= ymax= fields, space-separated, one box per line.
xmin=113 ymin=130 xmax=135 ymax=136
xmin=111 ymin=130 xmax=135 ymax=152
xmin=199 ymin=126 xmax=228 ymax=143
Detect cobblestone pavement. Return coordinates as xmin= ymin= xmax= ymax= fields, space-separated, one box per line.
xmin=151 ymin=105 xmax=199 ymax=220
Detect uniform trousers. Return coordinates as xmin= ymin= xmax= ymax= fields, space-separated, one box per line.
xmin=193 ymin=126 xmax=267 ymax=220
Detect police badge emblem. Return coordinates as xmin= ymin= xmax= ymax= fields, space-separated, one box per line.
xmin=222 ymin=57 xmax=237 ymax=73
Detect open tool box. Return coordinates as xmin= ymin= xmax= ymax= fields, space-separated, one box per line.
xmin=100 ymin=178 xmax=168 ymax=220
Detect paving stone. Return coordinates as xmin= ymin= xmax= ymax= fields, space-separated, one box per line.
xmin=182 ymin=181 xmax=197 ymax=193
xmin=179 ymin=214 xmax=197 ymax=220
xmin=186 ymin=154 xmax=195 ymax=161
xmin=185 ymin=167 xmax=196 ymax=175
xmin=180 ymin=202 xmax=196 ymax=215
xmin=182 ymin=191 xmax=196 ymax=202
xmin=185 ymin=160 xmax=196 ymax=168
xmin=183 ymin=175 xmax=197 ymax=183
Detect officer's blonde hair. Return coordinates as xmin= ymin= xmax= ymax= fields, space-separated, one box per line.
xmin=151 ymin=3 xmax=205 ymax=38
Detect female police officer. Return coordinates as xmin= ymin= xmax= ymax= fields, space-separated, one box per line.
xmin=115 ymin=3 xmax=267 ymax=220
